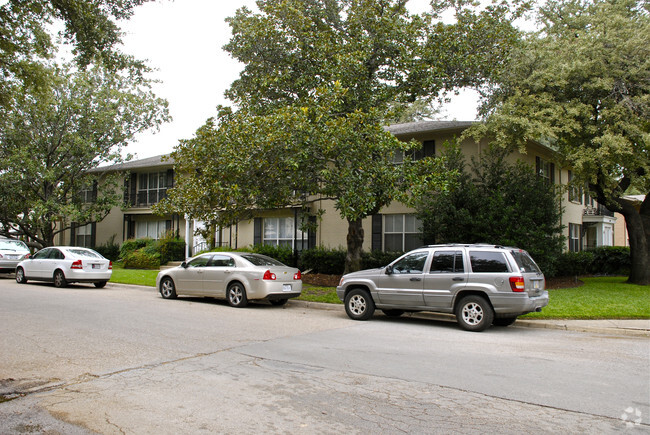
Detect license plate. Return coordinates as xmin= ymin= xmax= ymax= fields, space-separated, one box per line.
xmin=92 ymin=264 xmax=101 ymax=269
xmin=533 ymin=280 xmax=540 ymax=289
xmin=282 ymin=284 xmax=292 ymax=292
xmin=7 ymin=255 xmax=18 ymax=259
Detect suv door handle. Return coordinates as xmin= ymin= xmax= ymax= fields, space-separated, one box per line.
xmin=452 ymin=277 xmax=465 ymax=282
xmin=410 ymin=277 xmax=421 ymax=282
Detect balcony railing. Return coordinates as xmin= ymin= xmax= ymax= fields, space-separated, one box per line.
xmin=583 ymin=205 xmax=615 ymax=217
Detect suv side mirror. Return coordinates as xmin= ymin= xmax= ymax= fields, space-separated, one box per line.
xmin=385 ymin=265 xmax=393 ymax=275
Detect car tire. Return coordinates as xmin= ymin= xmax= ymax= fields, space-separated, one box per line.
xmin=455 ymin=295 xmax=494 ymax=332
xmin=227 ymin=282 xmax=248 ymax=308
xmin=270 ymin=299 xmax=289 ymax=306
xmin=382 ymin=309 xmax=404 ymax=317
xmin=53 ymin=270 xmax=68 ymax=288
xmin=493 ymin=316 xmax=518 ymax=327
xmin=344 ymin=288 xmax=375 ymax=321
xmin=94 ymin=281 xmax=107 ymax=289
xmin=15 ymin=267 xmax=27 ymax=284
xmin=160 ymin=277 xmax=177 ymax=299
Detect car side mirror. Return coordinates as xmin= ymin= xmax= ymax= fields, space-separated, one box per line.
xmin=385 ymin=265 xmax=393 ymax=275
xmin=181 ymin=261 xmax=187 ymax=268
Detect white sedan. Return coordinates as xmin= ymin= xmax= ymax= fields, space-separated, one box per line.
xmin=156 ymin=252 xmax=302 ymax=307
xmin=16 ymin=246 xmax=112 ymax=288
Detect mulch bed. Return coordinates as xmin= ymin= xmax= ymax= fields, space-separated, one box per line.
xmin=302 ymin=273 xmax=583 ymax=289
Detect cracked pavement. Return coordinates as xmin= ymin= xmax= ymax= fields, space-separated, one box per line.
xmin=1 ymin=278 xmax=648 ymax=434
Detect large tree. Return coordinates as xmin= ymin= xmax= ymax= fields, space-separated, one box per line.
xmin=415 ymin=142 xmax=565 ymax=274
xmin=162 ymin=0 xmax=524 ymax=273
xmin=0 ymin=63 xmax=169 ymax=248
xmin=471 ymin=0 xmax=650 ymax=284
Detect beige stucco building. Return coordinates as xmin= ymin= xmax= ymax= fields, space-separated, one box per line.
xmin=61 ymin=121 xmax=619 ymax=257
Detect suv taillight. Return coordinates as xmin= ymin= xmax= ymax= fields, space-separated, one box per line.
xmin=509 ymin=276 xmax=525 ymax=292
xmin=293 ymin=270 xmax=301 ymax=280
xmin=263 ymin=270 xmax=276 ymax=280
xmin=71 ymin=260 xmax=83 ymax=270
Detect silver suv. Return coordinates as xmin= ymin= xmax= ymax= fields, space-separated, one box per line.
xmin=336 ymin=244 xmax=548 ymax=331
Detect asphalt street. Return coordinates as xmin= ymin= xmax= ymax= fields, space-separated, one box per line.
xmin=1 ymin=276 xmax=649 ymax=434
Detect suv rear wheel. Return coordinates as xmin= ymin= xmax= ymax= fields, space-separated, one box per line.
xmin=344 ymin=288 xmax=375 ymax=321
xmin=455 ymin=295 xmax=494 ymax=332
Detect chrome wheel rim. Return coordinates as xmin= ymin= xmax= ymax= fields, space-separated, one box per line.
xmin=461 ymin=302 xmax=484 ymax=325
xmin=16 ymin=269 xmax=23 ymax=282
xmin=348 ymin=294 xmax=367 ymax=316
xmin=161 ymin=279 xmax=174 ymax=297
xmin=229 ymin=286 xmax=243 ymax=305
xmin=54 ymin=272 xmax=64 ymax=287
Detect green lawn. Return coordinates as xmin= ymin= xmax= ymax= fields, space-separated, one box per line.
xmin=110 ymin=270 xmax=649 ymax=319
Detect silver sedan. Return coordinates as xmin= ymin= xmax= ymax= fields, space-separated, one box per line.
xmin=156 ymin=252 xmax=302 ymax=307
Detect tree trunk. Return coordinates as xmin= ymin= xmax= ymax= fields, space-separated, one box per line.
xmin=618 ymin=195 xmax=649 ymax=285
xmin=345 ymin=218 xmax=364 ymax=274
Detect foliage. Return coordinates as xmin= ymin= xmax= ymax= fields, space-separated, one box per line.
xmin=0 ymin=62 xmax=169 ymax=248
xmin=160 ymin=0 xmax=526 ymax=273
xmin=155 ymin=230 xmax=186 ymax=264
xmin=119 ymin=238 xmax=151 ymax=260
xmin=361 ymin=250 xmax=403 ymax=270
xmin=553 ymin=246 xmax=630 ymax=277
xmin=121 ymin=249 xmax=160 ymax=270
xmin=415 ymin=142 xmax=565 ymax=276
xmin=0 ymin=0 xmax=153 ymax=107
xmin=522 ymin=277 xmax=650 ymax=319
xmin=469 ymin=0 xmax=650 ymax=284
xmin=252 ymin=244 xmax=295 ymax=267
xmin=299 ymin=247 xmax=347 ymax=275
xmin=95 ymin=235 xmax=120 ymax=261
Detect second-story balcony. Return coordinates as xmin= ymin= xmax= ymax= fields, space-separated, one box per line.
xmin=583 ymin=204 xmax=615 ymax=218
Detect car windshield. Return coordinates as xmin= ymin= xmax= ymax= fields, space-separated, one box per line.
xmin=67 ymin=249 xmax=103 ymax=259
xmin=0 ymin=240 xmax=28 ymax=251
xmin=510 ymin=250 xmax=541 ymax=273
xmin=240 ymin=253 xmax=286 ymax=267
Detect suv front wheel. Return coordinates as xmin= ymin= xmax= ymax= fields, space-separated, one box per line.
xmin=344 ymin=288 xmax=375 ymax=321
xmin=455 ymin=295 xmax=494 ymax=332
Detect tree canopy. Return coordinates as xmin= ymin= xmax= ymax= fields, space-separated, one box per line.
xmin=162 ymin=0 xmax=523 ymax=272
xmin=470 ymin=0 xmax=649 ymax=284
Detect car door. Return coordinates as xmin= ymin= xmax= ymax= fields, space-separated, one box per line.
xmin=26 ymin=248 xmax=51 ymax=278
xmin=42 ymin=248 xmax=64 ymax=279
xmin=373 ymin=250 xmax=429 ymax=307
xmin=423 ymin=250 xmax=467 ymax=309
xmin=174 ymin=255 xmax=212 ymax=294
xmin=201 ymin=254 xmax=236 ymax=295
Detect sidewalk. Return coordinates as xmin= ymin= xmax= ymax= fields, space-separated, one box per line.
xmin=290 ymin=300 xmax=650 ymax=337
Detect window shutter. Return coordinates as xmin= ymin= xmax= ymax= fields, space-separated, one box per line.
xmin=166 ymin=169 xmax=174 ymax=188
xmin=372 ymin=214 xmax=383 ymax=251
xmin=70 ymin=222 xmax=77 ymax=245
xmin=308 ymin=216 xmax=317 ymax=249
xmin=423 ymin=140 xmax=435 ymax=158
xmin=253 ymin=218 xmax=262 ymax=246
xmin=129 ymin=173 xmax=137 ymax=206
xmin=92 ymin=180 xmax=98 ymax=202
xmin=550 ymin=163 xmax=555 ymax=184
xmin=535 ymin=157 xmax=541 ymax=177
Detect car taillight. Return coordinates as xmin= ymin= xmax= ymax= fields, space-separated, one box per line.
xmin=71 ymin=260 xmax=83 ymax=270
xmin=263 ymin=270 xmax=276 ymax=280
xmin=509 ymin=276 xmax=525 ymax=292
xmin=109 ymin=261 xmax=113 ymax=270
xmin=294 ymin=270 xmax=301 ymax=280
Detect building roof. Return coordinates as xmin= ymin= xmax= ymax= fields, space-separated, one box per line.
xmin=387 ymin=120 xmax=477 ymax=136
xmin=92 ymin=154 xmax=174 ymax=172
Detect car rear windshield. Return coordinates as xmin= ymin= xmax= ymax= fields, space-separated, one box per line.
xmin=68 ymin=249 xmax=102 ymax=258
xmin=0 ymin=240 xmax=28 ymax=250
xmin=240 ymin=254 xmax=286 ymax=267
xmin=510 ymin=250 xmax=541 ymax=273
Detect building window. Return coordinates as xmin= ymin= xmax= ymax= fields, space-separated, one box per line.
xmin=136 ymin=220 xmax=170 ymax=240
xmin=569 ymin=223 xmax=582 ymax=252
xmin=392 ymin=140 xmax=435 ymax=164
xmin=263 ymin=217 xmax=307 ymax=250
xmin=536 ymin=157 xmax=555 ymax=184
xmin=384 ymin=214 xmax=422 ymax=252
xmin=78 ymin=183 xmax=97 ymax=204
xmin=137 ymin=171 xmax=171 ymax=206
xmin=74 ymin=223 xmax=93 ymax=248
xmin=568 ymin=171 xmax=583 ymax=203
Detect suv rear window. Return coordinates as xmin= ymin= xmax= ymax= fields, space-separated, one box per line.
xmin=510 ymin=250 xmax=541 ymax=273
xmin=469 ymin=251 xmax=509 ymax=273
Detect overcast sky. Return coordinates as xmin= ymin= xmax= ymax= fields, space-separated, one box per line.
xmin=120 ymin=0 xmax=480 ymax=160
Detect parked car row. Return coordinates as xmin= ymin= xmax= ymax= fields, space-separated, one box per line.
xmin=7 ymin=242 xmax=548 ymax=332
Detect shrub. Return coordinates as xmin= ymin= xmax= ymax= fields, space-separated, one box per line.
xmin=252 ymin=244 xmax=295 ymax=266
xmin=122 ymin=249 xmax=160 ymax=269
xmin=299 ymin=247 xmax=346 ymax=275
xmin=119 ymin=238 xmax=152 ymax=260
xmin=156 ymin=230 xmax=186 ymax=264
xmin=589 ymin=246 xmax=630 ymax=275
xmin=95 ymin=235 xmax=120 ymax=261
xmin=553 ymin=251 xmax=595 ymax=277
xmin=361 ymin=250 xmax=402 ymax=269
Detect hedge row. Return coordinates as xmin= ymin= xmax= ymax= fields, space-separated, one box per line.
xmin=118 ymin=232 xmax=186 ymax=269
